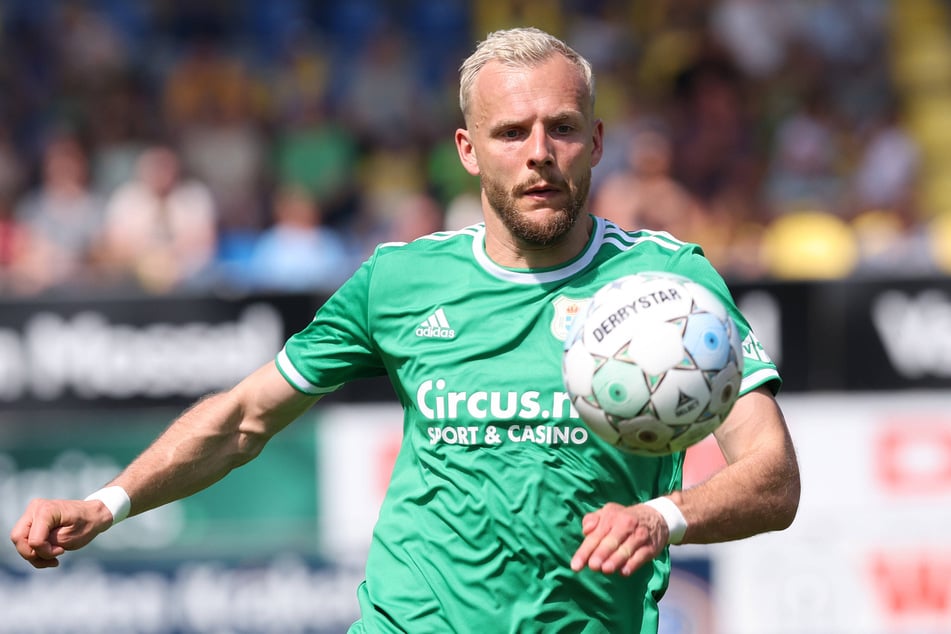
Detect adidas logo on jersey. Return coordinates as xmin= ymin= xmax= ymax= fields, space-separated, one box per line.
xmin=416 ymin=308 xmax=456 ymax=339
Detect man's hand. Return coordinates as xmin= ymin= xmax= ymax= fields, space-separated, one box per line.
xmin=9 ymin=498 xmax=114 ymax=569
xmin=570 ymin=502 xmax=668 ymax=576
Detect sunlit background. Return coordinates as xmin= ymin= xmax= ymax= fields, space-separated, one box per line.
xmin=0 ymin=2 xmax=949 ymax=633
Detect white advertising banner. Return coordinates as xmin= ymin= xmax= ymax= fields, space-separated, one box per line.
xmin=714 ymin=391 xmax=951 ymax=634
xmin=317 ymin=403 xmax=404 ymax=562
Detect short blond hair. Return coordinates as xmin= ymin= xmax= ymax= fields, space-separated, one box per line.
xmin=459 ymin=27 xmax=595 ymax=121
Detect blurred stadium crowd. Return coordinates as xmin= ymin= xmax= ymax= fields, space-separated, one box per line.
xmin=0 ymin=0 xmax=949 ymax=297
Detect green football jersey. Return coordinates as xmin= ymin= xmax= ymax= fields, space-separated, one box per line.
xmin=276 ymin=216 xmax=780 ymax=634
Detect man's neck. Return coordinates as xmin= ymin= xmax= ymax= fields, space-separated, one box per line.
xmin=483 ymin=214 xmax=593 ymax=270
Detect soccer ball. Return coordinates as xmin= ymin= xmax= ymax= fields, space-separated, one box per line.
xmin=562 ymin=272 xmax=743 ymax=456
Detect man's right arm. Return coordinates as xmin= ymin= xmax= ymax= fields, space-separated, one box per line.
xmin=10 ymin=360 xmax=319 ymax=568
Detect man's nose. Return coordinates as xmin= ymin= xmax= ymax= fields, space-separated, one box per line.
xmin=526 ymin=127 xmax=554 ymax=168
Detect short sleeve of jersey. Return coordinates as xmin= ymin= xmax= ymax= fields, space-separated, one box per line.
xmin=276 ymin=253 xmax=384 ymax=395
xmin=664 ymin=242 xmax=782 ymax=396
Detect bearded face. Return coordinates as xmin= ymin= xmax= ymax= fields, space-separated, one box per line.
xmin=454 ymin=55 xmax=603 ymax=259
xmin=481 ymin=168 xmax=592 ymax=246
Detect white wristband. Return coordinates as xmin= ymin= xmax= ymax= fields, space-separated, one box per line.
xmin=84 ymin=486 xmax=132 ymax=525
xmin=644 ymin=496 xmax=687 ymax=545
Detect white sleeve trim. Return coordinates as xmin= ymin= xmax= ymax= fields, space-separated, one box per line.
xmin=276 ymin=347 xmax=340 ymax=395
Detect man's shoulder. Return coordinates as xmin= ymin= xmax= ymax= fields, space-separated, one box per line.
xmin=595 ymin=221 xmax=700 ymax=263
xmin=371 ymin=225 xmax=482 ymax=263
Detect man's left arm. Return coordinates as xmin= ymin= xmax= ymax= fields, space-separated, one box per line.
xmin=572 ymin=386 xmax=800 ymax=576
xmin=669 ymin=385 xmax=800 ymax=543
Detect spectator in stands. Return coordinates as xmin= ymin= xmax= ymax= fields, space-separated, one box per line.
xmin=763 ymin=90 xmax=846 ymax=218
xmin=0 ymin=192 xmax=26 ymax=291
xmin=86 ymin=76 xmax=155 ymax=198
xmin=0 ymin=128 xmax=25 ymax=201
xmin=591 ymin=120 xmax=704 ymax=242
xmin=13 ymin=130 xmax=105 ymax=294
xmin=0 ymin=1 xmax=940 ymax=290
xmin=99 ymin=144 xmax=217 ymax=293
xmin=849 ymin=103 xmax=920 ymax=220
xmin=336 ymin=24 xmax=424 ymax=148
xmin=846 ymin=103 xmax=932 ymax=277
xmin=162 ymin=36 xmax=269 ymax=237
xmin=239 ymin=184 xmax=355 ymax=292
xmin=272 ymin=102 xmax=360 ymax=230
xmin=670 ymin=56 xmax=757 ymax=211
xmin=0 ymin=128 xmax=28 ymax=293
xmin=383 ymin=192 xmax=445 ymax=245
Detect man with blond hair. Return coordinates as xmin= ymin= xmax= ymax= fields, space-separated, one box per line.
xmin=11 ymin=27 xmax=799 ymax=633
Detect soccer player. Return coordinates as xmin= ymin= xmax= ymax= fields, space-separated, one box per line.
xmin=10 ymin=27 xmax=800 ymax=633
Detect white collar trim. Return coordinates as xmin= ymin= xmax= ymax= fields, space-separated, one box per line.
xmin=472 ymin=216 xmax=604 ymax=284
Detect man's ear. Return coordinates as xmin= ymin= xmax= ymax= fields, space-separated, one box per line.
xmin=590 ymin=119 xmax=605 ymax=168
xmin=455 ymin=128 xmax=480 ymax=176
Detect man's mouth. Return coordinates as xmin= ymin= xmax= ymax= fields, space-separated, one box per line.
xmin=521 ymin=183 xmax=562 ymax=197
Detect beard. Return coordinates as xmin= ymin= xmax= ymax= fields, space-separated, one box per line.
xmin=482 ymin=171 xmax=591 ymax=246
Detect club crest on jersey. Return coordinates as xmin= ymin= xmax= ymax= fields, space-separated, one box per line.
xmin=550 ymin=296 xmax=589 ymax=341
